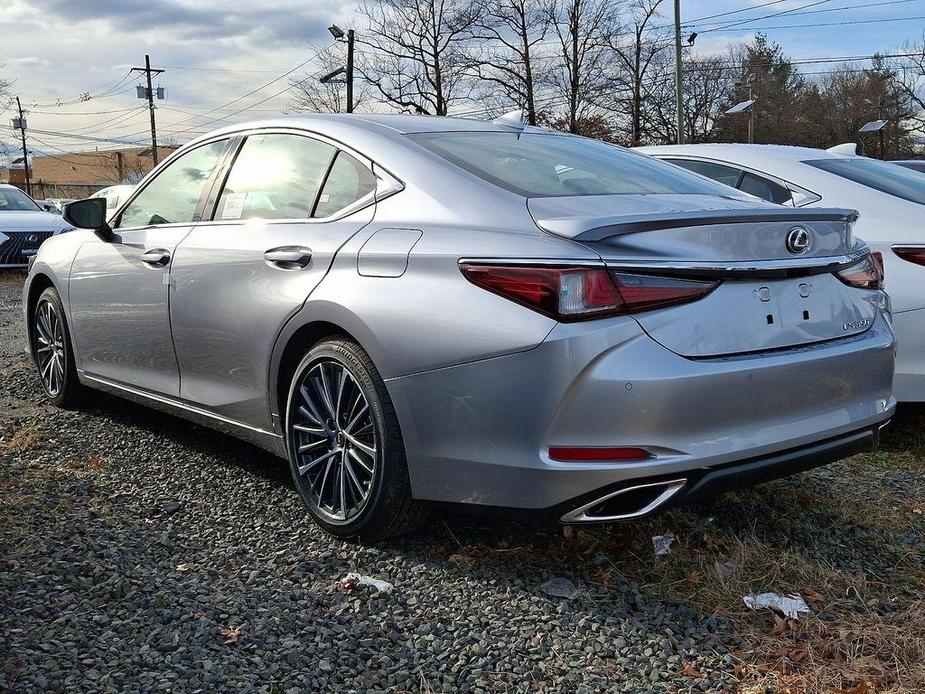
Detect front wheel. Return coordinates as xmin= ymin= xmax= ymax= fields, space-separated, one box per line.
xmin=31 ymin=287 xmax=86 ymax=409
xmin=285 ymin=338 xmax=426 ymax=542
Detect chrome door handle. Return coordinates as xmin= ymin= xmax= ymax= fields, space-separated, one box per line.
xmin=141 ymin=248 xmax=171 ymax=267
xmin=264 ymin=246 xmax=313 ymax=269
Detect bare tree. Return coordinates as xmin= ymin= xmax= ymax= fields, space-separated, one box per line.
xmin=290 ymin=45 xmax=369 ymax=114
xmin=643 ymin=52 xmax=736 ymax=144
xmin=467 ymin=0 xmax=550 ymax=125
xmin=546 ymin=0 xmax=621 ymax=134
xmin=357 ymin=0 xmax=482 ymax=115
xmin=608 ymin=0 xmax=668 ymax=145
xmin=890 ymin=34 xmax=925 ymax=141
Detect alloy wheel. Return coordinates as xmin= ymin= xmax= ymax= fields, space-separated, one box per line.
xmin=289 ymin=359 xmax=378 ymax=523
xmin=35 ymin=298 xmax=66 ymax=397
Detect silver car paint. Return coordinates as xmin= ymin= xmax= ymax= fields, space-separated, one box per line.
xmin=638 ymin=143 xmax=924 ymax=401
xmin=23 ymin=115 xmax=896 ymax=513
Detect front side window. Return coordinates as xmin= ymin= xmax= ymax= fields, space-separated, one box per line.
xmin=0 ymin=187 xmax=41 ymax=211
xmin=215 ymin=134 xmax=335 ymax=221
xmin=313 ymin=151 xmax=377 ymax=218
xmin=666 ymin=159 xmax=742 ymax=188
xmin=116 ymin=140 xmax=227 ymax=228
xmin=409 ymin=132 xmax=734 ymax=198
xmin=807 ymin=157 xmax=925 ymax=206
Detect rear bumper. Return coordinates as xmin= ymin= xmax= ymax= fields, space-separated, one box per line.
xmin=387 ymin=311 xmax=895 ymax=512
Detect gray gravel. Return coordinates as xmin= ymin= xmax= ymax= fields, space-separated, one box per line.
xmin=0 ymin=271 xmax=737 ymax=693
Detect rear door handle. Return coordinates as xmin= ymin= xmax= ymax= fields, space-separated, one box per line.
xmin=141 ymin=248 xmax=171 ymax=267
xmin=264 ymin=246 xmax=313 ymax=269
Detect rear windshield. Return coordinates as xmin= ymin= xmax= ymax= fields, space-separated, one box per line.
xmin=0 ymin=187 xmax=40 ymax=211
xmin=408 ymin=132 xmax=734 ymax=198
xmin=807 ymin=157 xmax=925 ymax=206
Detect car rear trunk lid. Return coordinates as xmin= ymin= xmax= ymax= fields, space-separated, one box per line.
xmin=528 ymin=195 xmax=878 ymax=357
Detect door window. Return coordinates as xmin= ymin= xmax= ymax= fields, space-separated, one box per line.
xmin=313 ymin=151 xmax=377 ymax=218
xmin=215 ymin=134 xmax=335 ymax=221
xmin=115 ymin=140 xmax=227 ymax=228
xmin=738 ymin=172 xmax=794 ymax=205
xmin=665 ymin=159 xmax=743 ymax=188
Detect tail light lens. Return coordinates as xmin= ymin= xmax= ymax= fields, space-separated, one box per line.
xmin=893 ymin=246 xmax=925 ymax=267
xmin=460 ymin=264 xmax=717 ymax=321
xmin=835 ymin=253 xmax=883 ymax=290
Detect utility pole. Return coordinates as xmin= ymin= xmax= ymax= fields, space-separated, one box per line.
xmin=673 ymin=0 xmax=684 ymax=144
xmin=14 ymin=97 xmax=31 ymax=196
xmin=130 ymin=55 xmax=165 ymax=165
xmin=346 ymin=29 xmax=355 ymax=114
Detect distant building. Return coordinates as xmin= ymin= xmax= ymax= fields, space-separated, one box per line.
xmin=7 ymin=145 xmax=178 ymax=199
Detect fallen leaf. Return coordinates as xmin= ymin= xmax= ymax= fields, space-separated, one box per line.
xmin=835 ymin=680 xmax=876 ymax=694
xmin=88 ymin=455 xmax=105 ymax=470
xmin=175 ymin=563 xmax=195 ymax=573
xmin=681 ymin=662 xmax=705 ymax=678
xmin=218 ymin=626 xmax=241 ymax=645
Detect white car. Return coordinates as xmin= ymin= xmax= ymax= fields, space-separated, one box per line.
xmin=0 ymin=184 xmax=74 ymax=267
xmin=90 ymin=184 xmax=135 ymax=215
xmin=638 ymin=144 xmax=925 ymax=402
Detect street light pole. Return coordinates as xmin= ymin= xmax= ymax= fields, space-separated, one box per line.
xmin=346 ymin=29 xmax=355 ymax=114
xmin=673 ymin=0 xmax=684 ymax=144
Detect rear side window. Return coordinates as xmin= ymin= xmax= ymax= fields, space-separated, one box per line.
xmin=116 ymin=140 xmax=227 ymax=228
xmin=313 ymin=151 xmax=377 ymax=218
xmin=807 ymin=157 xmax=925 ymax=206
xmin=409 ymin=132 xmax=733 ymax=198
xmin=215 ymin=134 xmax=335 ymax=220
xmin=738 ymin=172 xmax=793 ymax=205
xmin=666 ymin=159 xmax=742 ymax=188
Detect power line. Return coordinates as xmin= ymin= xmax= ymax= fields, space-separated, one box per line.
xmin=697 ymin=0 xmax=924 ymax=31
xmin=698 ymin=0 xmax=836 ymax=32
xmin=703 ymin=13 xmax=925 ymax=32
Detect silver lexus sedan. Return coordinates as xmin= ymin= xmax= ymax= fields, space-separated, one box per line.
xmin=23 ymin=115 xmax=895 ymax=541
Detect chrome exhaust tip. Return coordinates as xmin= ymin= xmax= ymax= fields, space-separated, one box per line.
xmin=560 ymin=479 xmax=687 ymax=523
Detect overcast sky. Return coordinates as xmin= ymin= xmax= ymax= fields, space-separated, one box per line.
xmin=1 ymin=0 xmax=922 ymax=158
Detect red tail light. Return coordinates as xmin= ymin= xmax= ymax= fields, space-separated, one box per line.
xmin=893 ymin=246 xmax=925 ymax=267
xmin=459 ymin=264 xmax=717 ymax=321
xmin=835 ymin=253 xmax=883 ymax=290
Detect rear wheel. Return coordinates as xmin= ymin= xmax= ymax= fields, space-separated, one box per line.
xmin=285 ymin=338 xmax=426 ymax=542
xmin=31 ymin=287 xmax=85 ymax=408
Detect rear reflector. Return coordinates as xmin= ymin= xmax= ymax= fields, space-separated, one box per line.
xmin=835 ymin=253 xmax=883 ymax=290
xmin=549 ymin=447 xmax=651 ymax=462
xmin=460 ymin=263 xmax=717 ymax=321
xmin=893 ymin=246 xmax=925 ymax=267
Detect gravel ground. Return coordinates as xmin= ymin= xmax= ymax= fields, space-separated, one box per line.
xmin=1 ymin=270 xmax=922 ymax=693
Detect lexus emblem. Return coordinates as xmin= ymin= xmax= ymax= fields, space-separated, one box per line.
xmin=786 ymin=226 xmax=810 ymax=254
xmin=26 ymin=234 xmax=38 ymax=242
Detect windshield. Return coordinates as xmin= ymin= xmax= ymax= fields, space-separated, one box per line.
xmin=807 ymin=157 xmax=925 ymax=206
xmin=0 ymin=187 xmax=41 ymax=211
xmin=409 ymin=132 xmax=736 ymax=198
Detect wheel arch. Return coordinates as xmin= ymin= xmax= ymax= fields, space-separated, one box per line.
xmin=269 ymin=307 xmax=388 ymax=430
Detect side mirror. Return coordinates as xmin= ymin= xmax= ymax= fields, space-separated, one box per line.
xmin=62 ymin=198 xmax=114 ymax=241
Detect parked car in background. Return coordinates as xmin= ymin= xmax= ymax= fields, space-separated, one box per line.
xmin=24 ymin=116 xmax=894 ymax=540
xmin=45 ymin=198 xmax=76 ymax=213
xmin=893 ymin=160 xmax=925 ymax=174
xmin=34 ymin=199 xmax=59 ymax=214
xmin=0 ymin=184 xmax=74 ymax=267
xmin=90 ymin=184 xmax=135 ymax=215
xmin=639 ymin=143 xmax=925 ymax=402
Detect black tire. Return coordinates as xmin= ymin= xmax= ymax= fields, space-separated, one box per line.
xmin=31 ymin=286 xmax=86 ymax=409
xmin=285 ymin=338 xmax=427 ymax=542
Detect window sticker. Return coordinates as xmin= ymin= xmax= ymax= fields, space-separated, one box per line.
xmin=222 ymin=192 xmax=247 ymax=219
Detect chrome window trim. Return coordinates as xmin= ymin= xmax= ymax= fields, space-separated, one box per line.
xmin=113 ymin=126 xmax=405 ymax=232
xmin=656 ymin=154 xmax=822 ymax=207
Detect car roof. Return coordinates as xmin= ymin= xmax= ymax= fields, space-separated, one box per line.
xmin=637 ymin=143 xmax=850 ymax=167
xmin=187 ymin=113 xmax=555 ymax=147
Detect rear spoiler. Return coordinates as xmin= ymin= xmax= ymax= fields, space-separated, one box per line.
xmin=543 ymin=208 xmax=859 ymax=242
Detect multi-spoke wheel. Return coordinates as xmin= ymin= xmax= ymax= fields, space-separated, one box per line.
xmin=31 ymin=286 xmax=85 ymax=408
xmin=285 ymin=339 xmax=427 ymax=541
